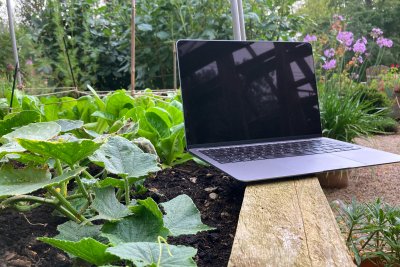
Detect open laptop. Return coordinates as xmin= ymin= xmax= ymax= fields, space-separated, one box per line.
xmin=176 ymin=40 xmax=400 ymax=182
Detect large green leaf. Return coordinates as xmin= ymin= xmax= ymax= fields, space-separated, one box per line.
xmin=159 ymin=123 xmax=188 ymax=165
xmin=89 ymin=136 xmax=160 ymax=178
xmin=0 ymin=166 xmax=85 ymax=197
xmin=55 ymin=119 xmax=84 ymax=132
xmin=106 ymin=242 xmax=197 ymax=267
xmin=18 ymin=138 xmax=101 ymax=166
xmin=0 ymin=122 xmax=61 ymax=144
xmin=0 ymin=143 xmax=26 ymax=159
xmin=90 ymin=187 xmax=132 ymax=221
xmin=0 ymin=110 xmax=42 ymax=137
xmin=104 ymin=90 xmax=135 ymax=117
xmin=161 ymin=194 xmax=214 ymax=236
xmin=101 ymin=198 xmax=169 ymax=245
xmin=38 ymin=237 xmax=117 ymax=266
xmin=145 ymin=111 xmax=170 ymax=138
xmin=55 ymin=221 xmax=103 ymax=242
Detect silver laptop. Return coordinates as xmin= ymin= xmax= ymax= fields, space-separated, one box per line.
xmin=177 ymin=40 xmax=400 ymax=182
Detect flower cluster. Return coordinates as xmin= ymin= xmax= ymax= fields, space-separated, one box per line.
xmin=322 ymin=59 xmax=336 ymax=70
xmin=333 ymin=14 xmax=344 ymax=21
xmin=353 ymin=38 xmax=367 ymax=54
xmin=324 ymin=48 xmax=335 ymax=58
xmin=370 ymin=28 xmax=383 ymax=39
xmin=303 ymin=34 xmax=317 ymax=42
xmin=302 ymin=15 xmax=394 ymax=74
xmin=376 ymin=37 xmax=393 ymax=48
xmin=336 ymin=31 xmax=354 ymax=48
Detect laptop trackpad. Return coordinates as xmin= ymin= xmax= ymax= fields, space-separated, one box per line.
xmin=282 ymin=154 xmax=364 ymax=174
xmin=224 ymin=154 xmax=363 ymax=181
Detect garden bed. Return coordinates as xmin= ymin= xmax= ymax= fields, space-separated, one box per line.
xmin=0 ymin=162 xmax=245 ymax=267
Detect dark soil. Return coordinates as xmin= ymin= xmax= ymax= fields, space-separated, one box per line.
xmin=0 ymin=162 xmax=245 ymax=267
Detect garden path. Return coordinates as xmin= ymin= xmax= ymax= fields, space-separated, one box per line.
xmin=324 ymin=132 xmax=400 ymax=205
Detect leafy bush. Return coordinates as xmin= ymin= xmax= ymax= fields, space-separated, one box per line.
xmin=0 ymin=86 xmax=191 ymax=167
xmin=319 ymin=89 xmax=387 ymax=142
xmin=334 ymin=199 xmax=400 ymax=266
xmin=0 ymin=111 xmax=211 ymax=266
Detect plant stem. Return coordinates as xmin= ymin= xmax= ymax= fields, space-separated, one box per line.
xmin=13 ymin=203 xmax=42 ymax=212
xmin=47 ymin=186 xmax=87 ymax=223
xmin=55 ymin=159 xmax=68 ymax=197
xmin=75 ymin=175 xmax=92 ymax=203
xmin=1 ymin=195 xmax=57 ymax=209
xmin=124 ymin=176 xmax=130 ymax=205
xmin=66 ymin=193 xmax=84 ymax=200
xmin=56 ymin=205 xmax=82 ymax=223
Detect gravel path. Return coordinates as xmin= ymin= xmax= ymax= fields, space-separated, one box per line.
xmin=324 ymin=133 xmax=400 ymax=206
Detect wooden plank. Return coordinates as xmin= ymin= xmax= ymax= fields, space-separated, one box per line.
xmin=228 ymin=177 xmax=355 ymax=267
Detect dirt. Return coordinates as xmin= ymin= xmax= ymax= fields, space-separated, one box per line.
xmin=1 ymin=133 xmax=399 ymax=267
xmin=0 ymin=161 xmax=245 ymax=267
xmin=324 ymin=134 xmax=400 ymax=206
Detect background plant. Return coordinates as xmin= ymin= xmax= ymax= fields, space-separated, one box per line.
xmin=0 ymin=106 xmax=212 ymax=266
xmin=1 ymin=0 xmax=305 ymax=90
xmin=334 ymin=198 xmax=400 ymax=266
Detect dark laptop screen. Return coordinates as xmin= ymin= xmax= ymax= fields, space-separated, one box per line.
xmin=177 ymin=40 xmax=322 ymax=147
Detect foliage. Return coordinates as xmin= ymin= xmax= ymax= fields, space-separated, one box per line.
xmin=0 ymin=87 xmax=191 ymax=167
xmin=305 ymin=15 xmax=398 ymax=140
xmin=334 ymin=199 xmax=400 ymax=266
xmin=297 ymin=0 xmax=400 ymax=65
xmin=0 ymin=91 xmax=212 ymax=265
xmin=2 ymin=0 xmax=305 ymax=90
xmin=319 ymin=88 xmax=387 ymax=142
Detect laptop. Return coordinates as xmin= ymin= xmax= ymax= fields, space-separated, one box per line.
xmin=176 ymin=40 xmax=400 ymax=182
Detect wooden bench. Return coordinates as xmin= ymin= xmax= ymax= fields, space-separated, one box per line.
xmin=228 ymin=177 xmax=355 ymax=267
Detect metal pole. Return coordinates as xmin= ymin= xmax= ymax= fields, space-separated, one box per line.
xmin=230 ymin=0 xmax=241 ymax=40
xmin=130 ymin=0 xmax=136 ymax=96
xmin=6 ymin=0 xmax=22 ymax=86
xmin=173 ymin=42 xmax=177 ymax=90
xmin=237 ymin=0 xmax=246 ymax=40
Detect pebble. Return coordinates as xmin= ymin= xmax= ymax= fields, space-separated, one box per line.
xmin=189 ymin=177 xmax=197 ymax=183
xmin=209 ymin=192 xmax=218 ymax=199
xmin=55 ymin=253 xmax=68 ymax=262
xmin=204 ymin=187 xmax=218 ymax=192
xmin=206 ymin=173 xmax=213 ymax=177
xmin=220 ymin=212 xmax=230 ymax=218
xmin=8 ymin=259 xmax=31 ymax=267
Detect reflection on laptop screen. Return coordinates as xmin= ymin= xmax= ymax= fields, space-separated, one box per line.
xmin=177 ymin=40 xmax=322 ymax=147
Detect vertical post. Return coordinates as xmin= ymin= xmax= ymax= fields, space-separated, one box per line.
xmin=6 ymin=0 xmax=22 ymax=86
xmin=230 ymin=0 xmax=241 ymax=40
xmin=130 ymin=0 xmax=136 ymax=96
xmin=237 ymin=0 xmax=246 ymax=40
xmin=63 ymin=37 xmax=78 ymax=91
xmin=173 ymin=42 xmax=177 ymax=90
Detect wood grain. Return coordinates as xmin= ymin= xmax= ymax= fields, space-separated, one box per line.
xmin=228 ymin=177 xmax=355 ymax=267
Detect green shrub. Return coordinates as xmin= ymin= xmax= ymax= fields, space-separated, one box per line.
xmin=372 ymin=116 xmax=398 ymax=133
xmin=319 ymin=89 xmax=387 ymax=142
xmin=334 ymin=199 xmax=400 ymax=266
xmin=351 ymin=83 xmax=393 ymax=113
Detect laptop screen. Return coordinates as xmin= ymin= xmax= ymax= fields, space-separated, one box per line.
xmin=177 ymin=40 xmax=322 ymax=148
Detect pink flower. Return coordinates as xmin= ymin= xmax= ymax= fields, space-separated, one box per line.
xmin=376 ymin=37 xmax=393 ymax=48
xmin=333 ymin=14 xmax=344 ymax=21
xmin=353 ymin=38 xmax=367 ymax=54
xmin=370 ymin=28 xmax=383 ymax=39
xmin=25 ymin=59 xmax=33 ymax=65
xmin=303 ymin=34 xmax=317 ymax=42
xmin=324 ymin=48 xmax=335 ymax=58
xmin=336 ymin=31 xmax=354 ymax=47
xmin=322 ymin=59 xmax=336 ymax=70
xmin=357 ymin=56 xmax=363 ymax=64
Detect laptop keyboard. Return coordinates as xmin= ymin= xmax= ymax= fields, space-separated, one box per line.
xmin=199 ymin=139 xmax=361 ymax=164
